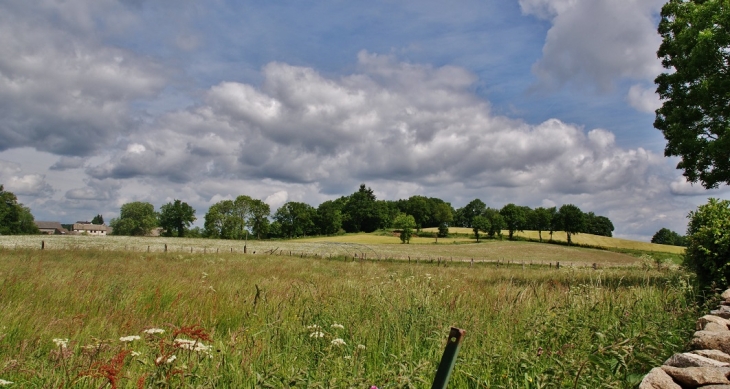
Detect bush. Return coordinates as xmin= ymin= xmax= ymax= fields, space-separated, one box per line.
xmin=684 ymin=198 xmax=730 ymax=294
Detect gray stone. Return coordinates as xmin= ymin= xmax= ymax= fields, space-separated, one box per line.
xmin=720 ymin=289 xmax=730 ymax=302
xmin=661 ymin=366 xmax=730 ymax=387
xmin=710 ymin=306 xmax=730 ymax=319
xmin=697 ymin=385 xmax=730 ymax=389
xmin=693 ymin=350 xmax=730 ymax=364
xmin=698 ymin=315 xmax=730 ymax=331
xmin=665 ymin=353 xmax=730 ymax=368
xmin=640 ymin=367 xmax=682 ymax=389
xmin=690 ymin=331 xmax=730 ymax=354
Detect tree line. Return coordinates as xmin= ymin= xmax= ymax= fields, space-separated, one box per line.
xmin=105 ymin=184 xmax=615 ymax=243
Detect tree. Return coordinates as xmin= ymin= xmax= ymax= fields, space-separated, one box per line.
xmin=454 ymin=199 xmax=486 ymax=228
xmin=655 ymin=0 xmax=730 ymax=189
xmin=204 ymin=196 xmax=271 ymax=239
xmin=483 ymin=208 xmax=505 ymax=240
xmin=316 ymin=200 xmax=343 ymax=236
xmin=584 ymin=212 xmax=614 ymax=237
xmin=684 ymin=198 xmax=730 ymax=293
xmin=274 ymin=202 xmax=316 ymax=238
xmin=109 ymin=202 xmax=158 ymax=236
xmin=651 ymin=227 xmax=687 ymax=246
xmin=204 ymin=200 xmax=236 ymax=239
xmin=557 ymin=204 xmax=585 ymax=245
xmin=531 ymin=207 xmax=552 ymax=242
xmin=247 ymin=199 xmax=271 ymax=239
xmin=500 ymin=203 xmax=527 ymax=240
xmin=393 ymin=213 xmax=416 ymax=244
xmin=342 ymin=184 xmax=382 ymax=233
xmin=405 ymin=195 xmax=430 ymax=231
xmin=432 ymin=202 xmax=454 ymax=234
xmin=0 ymin=185 xmax=39 ymax=235
xmin=91 ymin=214 xmax=104 ymax=225
xmin=159 ymin=199 xmax=196 ymax=237
xmin=471 ymin=215 xmax=491 ymax=243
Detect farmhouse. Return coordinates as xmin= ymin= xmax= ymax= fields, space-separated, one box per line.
xmin=34 ymin=221 xmax=68 ymax=235
xmin=72 ymin=222 xmax=110 ymax=236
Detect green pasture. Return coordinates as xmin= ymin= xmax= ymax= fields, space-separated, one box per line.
xmin=0 ymin=240 xmax=698 ymax=388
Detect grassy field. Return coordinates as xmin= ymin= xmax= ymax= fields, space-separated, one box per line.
xmin=0 ymin=241 xmax=698 ymax=388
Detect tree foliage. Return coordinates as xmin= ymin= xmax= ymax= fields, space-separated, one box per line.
xmin=500 ymin=203 xmax=526 ymax=240
xmin=0 ymin=185 xmax=39 ymax=235
xmin=655 ymin=0 xmax=730 ymax=189
xmin=471 ymin=215 xmax=490 ymax=243
xmin=393 ymin=213 xmax=416 ymax=244
xmin=684 ymin=198 xmax=730 ymax=293
xmin=110 ymin=202 xmax=158 ymax=236
xmin=274 ymin=202 xmax=316 ymax=238
xmin=651 ymin=227 xmax=687 ymax=247
xmin=159 ymin=199 xmax=196 ymax=237
xmin=204 ymin=196 xmax=270 ymax=239
xmin=557 ymin=204 xmax=585 ymax=245
xmin=91 ymin=214 xmax=104 ymax=225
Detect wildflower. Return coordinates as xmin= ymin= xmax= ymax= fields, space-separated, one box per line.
xmin=309 ymin=331 xmax=324 ymax=338
xmin=0 ymin=379 xmax=12 ymax=386
xmin=143 ymin=328 xmax=165 ymax=335
xmin=156 ymin=355 xmax=177 ymax=364
xmin=119 ymin=335 xmax=141 ymax=342
xmin=331 ymin=338 xmax=346 ymax=346
xmin=174 ymin=338 xmax=211 ymax=353
xmin=53 ymin=338 xmax=69 ymax=348
xmin=131 ymin=351 xmax=141 ymax=357
xmin=330 ymin=323 xmax=344 ymax=330
xmin=344 ymin=355 xmax=352 ymax=360
xmin=357 ymin=344 xmax=366 ymax=350
xmin=306 ymin=324 xmax=321 ymax=330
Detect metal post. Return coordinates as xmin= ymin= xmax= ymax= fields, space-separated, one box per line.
xmin=431 ymin=327 xmax=466 ymax=389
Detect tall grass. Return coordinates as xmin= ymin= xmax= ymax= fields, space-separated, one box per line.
xmin=0 ymin=248 xmax=696 ymax=388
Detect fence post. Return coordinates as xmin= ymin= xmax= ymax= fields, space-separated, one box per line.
xmin=431 ymin=327 xmax=466 ymax=389
xmin=41 ymin=241 xmax=45 ymax=250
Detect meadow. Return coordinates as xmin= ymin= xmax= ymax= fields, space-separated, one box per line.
xmin=0 ymin=235 xmax=697 ymax=388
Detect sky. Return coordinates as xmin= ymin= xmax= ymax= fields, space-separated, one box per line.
xmin=1 ymin=0 xmax=727 ymax=241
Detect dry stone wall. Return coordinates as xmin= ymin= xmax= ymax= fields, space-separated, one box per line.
xmin=641 ymin=289 xmax=730 ymax=389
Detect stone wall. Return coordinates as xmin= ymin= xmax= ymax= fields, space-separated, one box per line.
xmin=640 ymin=289 xmax=730 ymax=388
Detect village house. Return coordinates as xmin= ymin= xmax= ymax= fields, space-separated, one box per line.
xmin=34 ymin=221 xmax=68 ymax=235
xmin=72 ymin=222 xmax=111 ymax=236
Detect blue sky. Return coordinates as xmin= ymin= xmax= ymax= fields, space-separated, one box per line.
xmin=0 ymin=0 xmax=726 ymax=240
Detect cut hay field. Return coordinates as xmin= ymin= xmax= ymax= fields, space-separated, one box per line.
xmin=0 ymin=247 xmax=697 ymax=388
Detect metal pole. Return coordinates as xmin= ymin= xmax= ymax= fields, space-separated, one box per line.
xmin=431 ymin=327 xmax=466 ymax=389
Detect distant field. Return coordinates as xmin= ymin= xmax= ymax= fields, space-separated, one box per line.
xmin=0 ymin=233 xmax=662 ymax=267
xmin=422 ymin=227 xmax=686 ymax=254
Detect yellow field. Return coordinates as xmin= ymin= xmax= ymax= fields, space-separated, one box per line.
xmin=422 ymin=227 xmax=685 ymax=254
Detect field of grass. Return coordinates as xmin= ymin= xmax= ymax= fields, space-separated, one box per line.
xmin=422 ymin=227 xmax=686 ymax=255
xmin=0 ymin=244 xmax=698 ymax=388
xmin=0 ymin=233 xmax=666 ymax=268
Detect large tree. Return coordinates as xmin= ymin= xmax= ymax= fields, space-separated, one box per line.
xmin=393 ymin=213 xmax=416 ymax=244
xmin=204 ymin=196 xmax=270 ymax=239
xmin=651 ymin=227 xmax=686 ymax=247
xmin=110 ymin=202 xmax=158 ymax=236
xmin=341 ymin=184 xmax=382 ymax=233
xmin=159 ymin=199 xmax=196 ymax=237
xmin=655 ymin=0 xmax=730 ymax=189
xmin=274 ymin=202 xmax=316 ymax=238
xmin=530 ymin=207 xmax=553 ymax=242
xmin=454 ymin=199 xmax=486 ymax=228
xmin=557 ymin=204 xmax=585 ymax=245
xmin=0 ymin=185 xmax=39 ymax=235
xmin=500 ymin=203 xmax=527 ymax=240
xmin=471 ymin=215 xmax=490 ymax=243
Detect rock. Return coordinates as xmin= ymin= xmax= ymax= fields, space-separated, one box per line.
xmin=710 ymin=306 xmax=730 ymax=319
xmin=665 ymin=353 xmax=730 ymax=368
xmin=661 ymin=366 xmax=730 ymax=387
xmin=697 ymin=385 xmax=730 ymax=389
xmin=720 ymin=289 xmax=730 ymax=302
xmin=640 ymin=367 xmax=682 ymax=389
xmin=693 ymin=350 xmax=730 ymax=364
xmin=707 ymin=323 xmax=730 ymax=332
xmin=698 ymin=315 xmax=730 ymax=331
xmin=690 ymin=331 xmax=730 ymax=354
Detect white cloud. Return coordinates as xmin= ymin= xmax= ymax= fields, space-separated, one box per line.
xmin=0 ymin=160 xmax=54 ymax=197
xmin=627 ymin=84 xmax=662 ymax=113
xmin=520 ymin=0 xmax=664 ymax=91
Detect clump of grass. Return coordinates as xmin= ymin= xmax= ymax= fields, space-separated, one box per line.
xmin=0 ymin=249 xmax=697 ymax=387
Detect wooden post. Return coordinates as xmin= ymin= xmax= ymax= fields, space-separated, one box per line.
xmin=164 ymin=244 xmax=167 ymax=252
xmin=41 ymin=241 xmax=45 ymax=250
xmin=147 ymin=245 xmax=150 ymax=252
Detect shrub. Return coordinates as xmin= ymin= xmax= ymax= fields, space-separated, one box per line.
xmin=684 ymin=198 xmax=730 ymax=294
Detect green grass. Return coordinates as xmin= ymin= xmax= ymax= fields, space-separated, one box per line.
xmin=0 ymin=247 xmax=698 ymax=388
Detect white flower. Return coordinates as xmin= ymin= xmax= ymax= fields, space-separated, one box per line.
xmin=331 ymin=338 xmax=346 ymax=346
xmin=344 ymin=355 xmax=352 ymax=360
xmin=331 ymin=323 xmax=344 ymax=329
xmin=0 ymin=379 xmax=13 ymax=386
xmin=357 ymin=344 xmax=366 ymax=350
xmin=143 ymin=328 xmax=165 ymax=334
xmin=53 ymin=338 xmax=69 ymax=348
xmin=309 ymin=331 xmax=324 ymax=338
xmin=156 ymin=355 xmax=177 ymax=364
xmin=174 ymin=338 xmax=211 ymax=353
xmin=306 ymin=324 xmax=321 ymax=330
xmin=131 ymin=351 xmax=141 ymax=357
xmin=119 ymin=335 xmax=141 ymax=342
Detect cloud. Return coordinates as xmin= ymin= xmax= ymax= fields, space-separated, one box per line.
xmin=50 ymin=156 xmax=86 ymax=171
xmin=0 ymin=160 xmax=54 ymax=197
xmin=627 ymin=84 xmax=662 ymax=114
xmin=0 ymin=1 xmax=166 ymax=156
xmin=65 ymin=179 xmax=121 ymax=201
xmin=520 ymin=0 xmax=664 ymax=91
